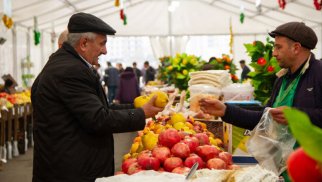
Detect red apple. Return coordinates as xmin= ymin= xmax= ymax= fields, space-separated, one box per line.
xmin=137 ymin=152 xmax=160 ymax=171
xmin=172 ymin=166 xmax=191 ymax=174
xmin=158 ymin=128 xmax=181 ymax=148
xmin=207 ymin=158 xmax=227 ymax=170
xmin=193 ymin=125 xmax=202 ymax=133
xmin=184 ymin=154 xmax=204 ymax=169
xmin=196 ymin=145 xmax=221 ymax=161
xmin=195 ymin=133 xmax=210 ymax=145
xmin=163 ymin=157 xmax=183 ymax=172
xmin=171 ymin=142 xmax=190 ymax=159
xmin=183 ymin=136 xmax=199 ymax=153
xmin=287 ymin=148 xmax=322 ymax=182
xmin=218 ymin=152 xmax=233 ymax=165
xmin=137 ymin=150 xmax=152 ymax=158
xmin=127 ymin=162 xmax=143 ymax=175
xmin=152 ymin=146 xmax=171 ymax=164
xmin=122 ymin=158 xmax=137 ymax=173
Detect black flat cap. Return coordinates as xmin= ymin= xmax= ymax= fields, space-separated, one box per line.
xmin=269 ymin=22 xmax=317 ymax=50
xmin=68 ymin=12 xmax=116 ymax=35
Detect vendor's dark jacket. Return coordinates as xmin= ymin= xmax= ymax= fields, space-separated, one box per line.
xmin=223 ymin=53 xmax=322 ymax=129
xmin=31 ymin=42 xmax=146 ymax=182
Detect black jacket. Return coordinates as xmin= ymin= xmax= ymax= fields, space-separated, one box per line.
xmin=223 ymin=53 xmax=322 ymax=129
xmin=31 ymin=43 xmax=146 ymax=182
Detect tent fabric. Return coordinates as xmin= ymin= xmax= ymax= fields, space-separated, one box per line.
xmin=0 ymin=0 xmax=321 ymax=86
xmin=3 ymin=0 xmax=322 ymax=35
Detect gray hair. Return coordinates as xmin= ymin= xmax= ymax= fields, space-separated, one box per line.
xmin=66 ymin=32 xmax=97 ymax=47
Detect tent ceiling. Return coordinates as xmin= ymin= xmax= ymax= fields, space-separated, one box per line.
xmin=0 ymin=0 xmax=321 ymax=35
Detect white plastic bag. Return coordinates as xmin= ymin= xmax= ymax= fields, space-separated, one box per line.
xmin=247 ymin=108 xmax=296 ymax=175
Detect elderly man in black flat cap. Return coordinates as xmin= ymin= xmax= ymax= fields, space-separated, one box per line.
xmin=199 ymin=22 xmax=322 ymax=181
xmin=31 ymin=12 xmax=163 ymax=182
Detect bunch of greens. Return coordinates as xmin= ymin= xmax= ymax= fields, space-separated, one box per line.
xmin=209 ymin=54 xmax=239 ymax=83
xmin=244 ymin=38 xmax=281 ymax=104
xmin=157 ymin=53 xmax=203 ymax=91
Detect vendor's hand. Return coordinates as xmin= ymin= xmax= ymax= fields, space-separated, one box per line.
xmin=141 ymin=95 xmax=163 ymax=118
xmin=199 ymin=98 xmax=226 ymax=117
xmin=269 ymin=106 xmax=289 ymax=125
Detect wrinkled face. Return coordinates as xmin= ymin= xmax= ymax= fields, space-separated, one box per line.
xmin=272 ymin=36 xmax=298 ymax=69
xmin=81 ymin=34 xmax=107 ymax=65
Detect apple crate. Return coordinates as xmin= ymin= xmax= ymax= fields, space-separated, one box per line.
xmin=195 ymin=119 xmax=227 ymax=149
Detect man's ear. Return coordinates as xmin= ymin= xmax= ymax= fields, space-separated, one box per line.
xmin=293 ymin=42 xmax=301 ymax=55
xmin=79 ymin=37 xmax=88 ymax=51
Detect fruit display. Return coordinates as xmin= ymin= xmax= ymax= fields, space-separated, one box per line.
xmin=119 ymin=112 xmax=231 ymax=175
xmin=0 ymin=90 xmax=31 ymax=109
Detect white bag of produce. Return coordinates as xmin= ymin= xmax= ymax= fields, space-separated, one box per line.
xmin=247 ymin=108 xmax=296 ymax=175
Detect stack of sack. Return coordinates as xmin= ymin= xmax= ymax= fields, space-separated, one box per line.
xmin=188 ymin=70 xmax=232 ymax=88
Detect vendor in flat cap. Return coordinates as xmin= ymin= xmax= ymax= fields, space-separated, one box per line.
xmin=198 ymin=22 xmax=322 ymax=181
xmin=31 ymin=12 xmax=163 ymax=182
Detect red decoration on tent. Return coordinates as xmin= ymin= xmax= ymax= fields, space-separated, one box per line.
xmin=314 ymin=0 xmax=322 ymax=10
xmin=120 ymin=9 xmax=125 ymax=19
xmin=278 ymin=0 xmax=286 ymax=9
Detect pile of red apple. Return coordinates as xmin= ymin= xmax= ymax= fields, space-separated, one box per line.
xmin=120 ymin=128 xmax=239 ymax=175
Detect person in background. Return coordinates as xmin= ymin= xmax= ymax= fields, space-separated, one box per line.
xmin=199 ymin=22 xmax=322 ymax=182
xmin=0 ymin=79 xmax=15 ymax=94
xmin=202 ymin=57 xmax=215 ymax=70
xmin=239 ymin=59 xmax=250 ymax=82
xmin=143 ymin=61 xmax=155 ymax=85
xmin=104 ymin=61 xmax=120 ymax=102
xmin=31 ymin=12 xmax=163 ymax=182
xmin=115 ymin=67 xmax=140 ymax=104
xmin=132 ymin=62 xmax=142 ymax=86
xmin=57 ymin=29 xmax=68 ymax=48
xmin=116 ymin=63 xmax=124 ymax=73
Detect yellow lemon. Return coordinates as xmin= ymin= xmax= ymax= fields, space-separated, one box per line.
xmin=209 ymin=137 xmax=217 ymax=146
xmin=184 ymin=129 xmax=196 ymax=134
xmin=130 ymin=142 xmax=140 ymax=153
xmin=142 ymin=131 xmax=158 ymax=150
xmin=149 ymin=91 xmax=168 ymax=108
xmin=170 ymin=113 xmax=186 ymax=125
xmin=154 ymin=124 xmax=165 ymax=134
xmin=134 ymin=95 xmax=151 ymax=108
xmin=131 ymin=152 xmax=139 ymax=158
xmin=123 ymin=153 xmax=131 ymax=161
xmin=185 ymin=122 xmax=194 ymax=129
xmin=173 ymin=122 xmax=185 ymax=130
xmin=215 ymin=138 xmax=223 ymax=147
xmin=137 ymin=142 xmax=144 ymax=153
xmin=167 ymin=65 xmax=173 ymax=71
xmin=133 ymin=136 xmax=141 ymax=143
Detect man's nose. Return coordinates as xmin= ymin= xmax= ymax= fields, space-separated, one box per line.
xmin=101 ymin=46 xmax=107 ymax=55
xmin=272 ymin=48 xmax=277 ymax=57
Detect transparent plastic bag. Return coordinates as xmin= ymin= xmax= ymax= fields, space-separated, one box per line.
xmin=246 ymin=108 xmax=296 ymax=175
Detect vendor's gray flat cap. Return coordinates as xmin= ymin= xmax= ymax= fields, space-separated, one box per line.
xmin=68 ymin=12 xmax=116 ymax=35
xmin=269 ymin=22 xmax=317 ymax=50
